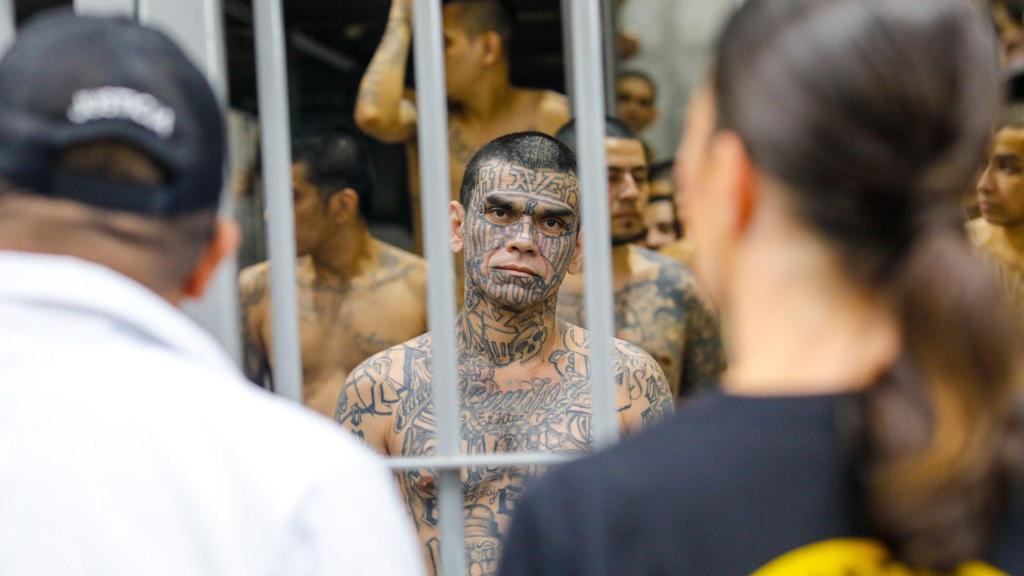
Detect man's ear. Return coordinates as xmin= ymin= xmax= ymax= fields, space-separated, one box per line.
xmin=569 ymin=228 xmax=584 ymax=275
xmin=449 ymin=200 xmax=466 ymax=253
xmin=183 ymin=218 xmax=240 ymax=300
xmin=480 ymin=31 xmax=503 ymax=66
xmin=328 ymin=188 xmax=360 ymax=226
xmin=709 ymin=130 xmax=757 ymax=235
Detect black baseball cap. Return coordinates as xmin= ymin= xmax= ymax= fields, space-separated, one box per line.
xmin=0 ymin=9 xmax=225 ymax=216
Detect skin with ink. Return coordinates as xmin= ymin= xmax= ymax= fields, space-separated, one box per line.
xmin=558 ymin=134 xmax=725 ymax=397
xmin=240 ymin=160 xmax=428 ymax=416
xmin=336 ymin=136 xmax=672 ymax=576
xmin=353 ymin=0 xmax=572 ymax=306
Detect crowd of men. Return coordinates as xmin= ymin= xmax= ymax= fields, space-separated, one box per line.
xmin=2 ymin=0 xmax=1024 ymax=575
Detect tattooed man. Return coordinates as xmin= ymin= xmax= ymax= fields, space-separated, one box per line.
xmin=240 ymin=133 xmax=427 ymax=417
xmin=336 ymin=132 xmax=673 ymax=576
xmin=353 ymin=0 xmax=571 ymax=304
xmin=556 ymin=118 xmax=725 ymax=399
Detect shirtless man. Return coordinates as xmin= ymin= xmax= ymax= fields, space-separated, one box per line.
xmin=971 ymin=102 xmax=1024 ymax=326
xmin=336 ymin=132 xmax=672 ymax=576
xmin=240 ymin=133 xmax=427 ymax=416
xmin=555 ymin=119 xmax=725 ymax=398
xmin=354 ymin=0 xmax=571 ymax=302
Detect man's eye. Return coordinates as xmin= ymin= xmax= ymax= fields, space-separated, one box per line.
xmin=487 ymin=207 xmax=513 ymax=220
xmin=540 ymin=218 xmax=565 ymax=232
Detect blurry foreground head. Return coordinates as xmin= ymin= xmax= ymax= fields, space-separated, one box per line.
xmin=451 ymin=131 xmax=581 ymax=311
xmin=0 ymin=10 xmax=235 ymax=304
xmin=679 ymin=0 xmax=1022 ymax=570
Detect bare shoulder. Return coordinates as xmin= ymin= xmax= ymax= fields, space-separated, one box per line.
xmin=370 ymin=238 xmax=428 ymax=289
xmin=612 ymin=337 xmax=663 ymax=373
xmin=238 ymin=261 xmax=270 ymax=305
xmin=337 ymin=333 xmax=432 ymax=443
xmin=520 ymin=88 xmax=571 ymax=134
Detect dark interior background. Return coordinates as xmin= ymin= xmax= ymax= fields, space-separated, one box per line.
xmin=14 ymin=0 xmax=568 ymax=233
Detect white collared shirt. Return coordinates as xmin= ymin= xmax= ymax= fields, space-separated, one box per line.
xmin=0 ymin=251 xmax=423 ymax=576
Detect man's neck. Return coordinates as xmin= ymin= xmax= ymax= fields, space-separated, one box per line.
xmin=458 ymin=68 xmax=515 ymax=123
xmin=309 ymin=222 xmax=373 ymax=284
xmin=611 ymin=243 xmax=633 ymax=281
xmin=457 ymin=284 xmax=561 ymax=368
xmin=999 ymin=220 xmax=1024 ymax=254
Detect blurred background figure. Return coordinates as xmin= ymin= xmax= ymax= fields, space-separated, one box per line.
xmin=502 ymin=0 xmax=1024 ymax=574
xmin=239 ymin=132 xmax=427 ymax=417
xmin=615 ymin=0 xmax=736 ymax=163
xmin=556 ymin=118 xmax=724 ymax=398
xmin=354 ymin=0 xmax=570 ymax=261
xmin=990 ymin=0 xmax=1024 ymax=66
xmin=616 ymin=70 xmax=658 ymax=136
xmin=642 ymin=160 xmax=682 ymax=252
xmin=970 ymin=97 xmax=1024 ymax=327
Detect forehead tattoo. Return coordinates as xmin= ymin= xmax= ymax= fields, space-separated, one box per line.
xmin=472 ymin=162 xmax=579 ymax=208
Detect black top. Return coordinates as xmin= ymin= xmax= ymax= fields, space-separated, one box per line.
xmin=499 ymin=391 xmax=1024 ymax=576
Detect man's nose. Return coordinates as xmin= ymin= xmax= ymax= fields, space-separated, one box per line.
xmin=506 ymin=221 xmax=539 ymax=255
xmin=618 ymin=175 xmax=640 ymax=201
xmin=978 ymin=164 xmax=995 ymax=195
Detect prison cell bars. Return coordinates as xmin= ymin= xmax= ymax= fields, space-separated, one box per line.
xmin=58 ymin=0 xmax=622 ymax=575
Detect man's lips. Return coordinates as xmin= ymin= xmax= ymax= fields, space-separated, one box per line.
xmin=492 ymin=263 xmax=539 ymax=277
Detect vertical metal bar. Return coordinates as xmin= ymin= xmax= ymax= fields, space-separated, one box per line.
xmin=252 ymin=0 xmax=303 ymax=403
xmin=143 ymin=0 xmax=242 ymax=365
xmin=571 ymin=0 xmax=619 ymax=449
xmin=411 ymin=0 xmax=464 ymax=575
xmin=559 ymin=0 xmax=574 ymax=108
xmin=0 ymin=0 xmax=13 ymax=54
xmin=73 ymin=0 xmax=136 ymax=16
xmin=601 ymin=0 xmax=618 ymax=115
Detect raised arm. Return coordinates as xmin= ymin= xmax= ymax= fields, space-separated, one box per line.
xmin=614 ymin=340 xmax=674 ymax=435
xmin=354 ymin=0 xmax=418 ymax=143
xmin=239 ymin=265 xmax=272 ymax=389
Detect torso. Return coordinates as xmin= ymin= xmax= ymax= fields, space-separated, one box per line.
xmin=245 ymin=240 xmax=427 ymax=416
xmin=338 ymin=321 xmax=671 ymax=576
xmin=968 ymin=218 xmax=1024 ymax=329
xmin=558 ymin=245 xmax=724 ymax=397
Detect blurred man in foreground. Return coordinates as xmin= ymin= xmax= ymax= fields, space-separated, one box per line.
xmin=0 ymin=11 xmax=422 ymax=575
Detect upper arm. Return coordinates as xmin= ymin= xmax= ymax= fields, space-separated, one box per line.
xmin=536 ymin=91 xmax=572 ymax=135
xmin=680 ymin=289 xmax=726 ymax=396
xmin=238 ymin=266 xmax=271 ymax=387
xmin=614 ymin=340 xmax=674 ymax=435
xmin=335 ymin=351 xmax=402 ymax=454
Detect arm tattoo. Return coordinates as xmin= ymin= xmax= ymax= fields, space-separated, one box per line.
xmin=239 ymin=270 xmax=272 ymax=389
xmin=356 ymin=3 xmax=414 ymax=136
xmin=680 ymin=288 xmax=726 ymax=396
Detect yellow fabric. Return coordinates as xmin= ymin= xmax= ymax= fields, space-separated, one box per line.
xmin=753 ymin=539 xmax=1006 ymax=576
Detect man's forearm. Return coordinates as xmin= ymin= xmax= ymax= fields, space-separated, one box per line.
xmin=355 ymin=2 xmax=414 ymax=139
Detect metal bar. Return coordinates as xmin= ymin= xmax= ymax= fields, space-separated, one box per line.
xmin=601 ymin=0 xmax=618 ymax=114
xmin=559 ymin=0 xmax=574 ymax=107
xmin=0 ymin=0 xmax=13 ymax=54
xmin=571 ymin=0 xmax=619 ymax=449
xmin=224 ymin=0 xmax=359 ymax=74
xmin=143 ymin=0 xmax=242 ymax=365
xmin=73 ymin=0 xmax=136 ymax=16
xmin=411 ymin=0 xmax=464 ymax=574
xmin=386 ymin=452 xmax=574 ymax=471
xmin=252 ymin=0 xmax=303 ymax=403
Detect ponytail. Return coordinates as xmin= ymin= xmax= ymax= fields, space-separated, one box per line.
xmin=858 ymin=230 xmax=1024 ymax=570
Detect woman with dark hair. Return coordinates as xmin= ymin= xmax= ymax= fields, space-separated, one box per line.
xmin=499 ymin=0 xmax=1024 ymax=574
